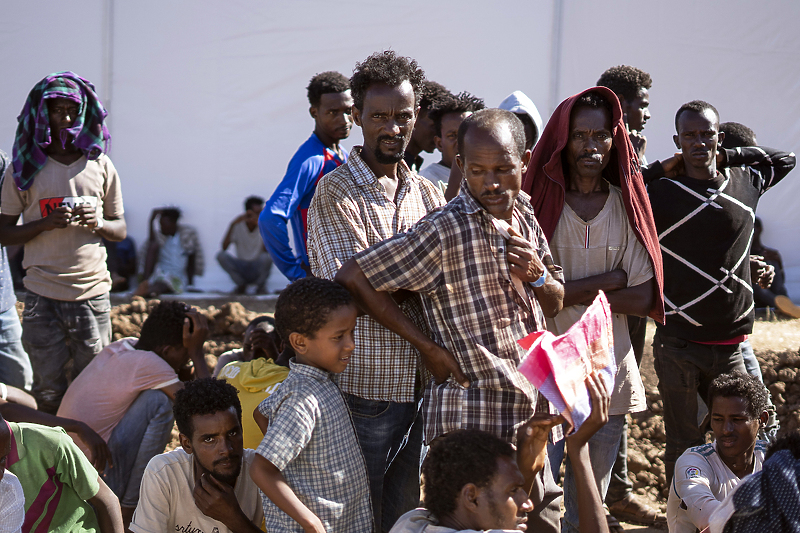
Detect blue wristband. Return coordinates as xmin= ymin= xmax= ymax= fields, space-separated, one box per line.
xmin=531 ymin=270 xmax=547 ymax=287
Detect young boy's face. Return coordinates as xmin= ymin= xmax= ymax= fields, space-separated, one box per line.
xmin=294 ymin=304 xmax=357 ymax=374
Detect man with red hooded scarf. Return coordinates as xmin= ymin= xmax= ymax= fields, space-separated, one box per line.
xmin=521 ymin=87 xmax=665 ymax=533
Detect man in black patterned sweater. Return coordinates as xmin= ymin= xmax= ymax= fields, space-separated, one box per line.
xmin=644 ymin=100 xmax=795 ymax=485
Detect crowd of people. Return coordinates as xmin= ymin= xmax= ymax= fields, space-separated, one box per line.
xmin=0 ymin=48 xmax=797 ymax=533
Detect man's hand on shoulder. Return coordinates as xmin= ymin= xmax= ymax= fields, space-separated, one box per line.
xmin=506 ymin=234 xmax=545 ymax=283
xmin=660 ymin=152 xmax=685 ymax=178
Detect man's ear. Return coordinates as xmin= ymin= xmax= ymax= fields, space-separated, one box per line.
xmin=460 ymin=483 xmax=481 ymax=511
xmin=718 ymin=131 xmax=726 ymax=146
xmin=434 ymin=136 xmax=443 ymax=153
xmin=352 ymin=105 xmax=362 ymax=128
xmin=455 ymin=154 xmax=465 ymax=175
xmin=521 ymin=149 xmax=532 ymax=174
xmin=288 ymin=332 xmax=308 ymax=355
xmin=309 ymin=106 xmax=318 ymax=120
xmin=759 ymin=411 xmax=769 ymax=427
xmin=179 ymin=432 xmax=193 ymax=455
xmin=673 ymin=134 xmax=681 ymax=150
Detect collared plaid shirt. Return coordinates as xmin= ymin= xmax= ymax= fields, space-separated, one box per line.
xmin=354 ymin=186 xmax=564 ymax=443
xmin=256 ymin=360 xmax=373 ymax=533
xmin=307 ymin=146 xmax=445 ymax=402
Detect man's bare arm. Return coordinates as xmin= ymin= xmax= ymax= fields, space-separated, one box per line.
xmin=562 ymin=270 xmax=627 ymax=308
xmin=335 ymin=258 xmax=468 ymax=386
xmin=0 ymin=210 xmax=71 ymax=245
xmin=88 ymin=477 xmax=125 ymax=533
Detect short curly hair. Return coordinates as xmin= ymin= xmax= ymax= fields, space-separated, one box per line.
xmin=350 ymin=50 xmax=425 ymax=111
xmin=422 ymin=430 xmax=515 ymax=520
xmin=135 ymin=301 xmax=188 ymax=352
xmin=306 ymin=71 xmax=351 ymax=107
xmin=596 ymin=65 xmax=652 ymax=102
xmin=720 ymin=121 xmax=757 ymax=149
xmin=707 ymin=370 xmax=769 ymax=420
xmin=274 ymin=277 xmax=353 ymax=343
xmin=675 ymin=100 xmax=719 ymax=133
xmin=428 ymin=92 xmax=485 ymax=137
xmin=419 ymin=80 xmax=451 ymax=113
xmin=458 ymin=108 xmax=526 ymax=160
xmin=174 ymin=378 xmax=242 ymax=439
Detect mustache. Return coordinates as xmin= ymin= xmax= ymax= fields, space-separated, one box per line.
xmin=377 ymin=134 xmax=403 ymax=144
xmin=213 ymin=454 xmax=241 ymax=467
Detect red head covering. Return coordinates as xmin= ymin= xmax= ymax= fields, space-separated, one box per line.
xmin=521 ymin=86 xmax=664 ymax=323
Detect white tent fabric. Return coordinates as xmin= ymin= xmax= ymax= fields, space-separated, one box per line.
xmin=2 ymin=0 xmax=799 ymax=298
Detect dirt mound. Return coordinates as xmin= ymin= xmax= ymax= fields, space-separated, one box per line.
xmin=110 ymin=297 xmax=264 ymax=374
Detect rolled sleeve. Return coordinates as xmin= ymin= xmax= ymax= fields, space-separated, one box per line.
xmin=355 ymin=218 xmax=443 ymax=295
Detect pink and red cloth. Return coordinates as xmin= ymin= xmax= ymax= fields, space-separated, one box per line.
xmin=518 ymin=291 xmax=616 ymax=431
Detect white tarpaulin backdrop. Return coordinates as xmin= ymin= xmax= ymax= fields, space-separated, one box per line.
xmin=2 ymin=1 xmax=799 ymax=297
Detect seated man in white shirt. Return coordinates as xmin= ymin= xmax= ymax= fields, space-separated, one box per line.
xmin=130 ymin=378 xmax=263 ymax=533
xmin=667 ymin=371 xmax=770 ymax=533
xmin=217 ymin=196 xmax=272 ymax=295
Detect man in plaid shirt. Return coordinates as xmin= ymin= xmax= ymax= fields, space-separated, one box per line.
xmin=306 ymin=51 xmax=459 ymax=532
xmin=336 ymin=108 xmax=566 ymax=532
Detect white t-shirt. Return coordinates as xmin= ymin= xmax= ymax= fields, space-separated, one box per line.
xmin=130 ymin=448 xmax=264 ymax=533
xmin=667 ymin=440 xmax=766 ymax=533
xmin=229 ymin=220 xmax=264 ymax=261
xmin=419 ymin=161 xmax=450 ymax=187
xmin=546 ymin=185 xmax=650 ymax=415
xmin=0 ymin=471 xmax=24 ymax=533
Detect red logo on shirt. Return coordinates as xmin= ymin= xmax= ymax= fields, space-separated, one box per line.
xmin=39 ymin=196 xmax=97 ymax=218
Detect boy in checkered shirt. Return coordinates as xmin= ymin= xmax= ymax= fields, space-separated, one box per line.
xmin=250 ymin=277 xmax=372 ymax=532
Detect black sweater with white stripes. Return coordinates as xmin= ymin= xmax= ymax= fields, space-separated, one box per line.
xmin=644 ymin=147 xmax=796 ymax=341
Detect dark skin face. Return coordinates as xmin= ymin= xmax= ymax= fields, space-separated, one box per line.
xmin=288 ymin=304 xmax=357 ymax=375
xmin=180 ymin=407 xmax=244 ymax=487
xmin=477 ymin=457 xmax=533 ymax=531
xmin=435 ymin=111 xmax=471 ymax=168
xmin=408 ymin=108 xmax=437 ymax=156
xmin=159 ymin=215 xmax=178 ymax=237
xmin=45 ymin=97 xmax=82 ymax=163
xmin=674 ymin=108 xmax=724 ymax=180
xmin=621 ymin=87 xmax=650 ymax=132
xmin=456 ymin=123 xmax=531 ymax=221
xmin=242 ymin=322 xmax=280 ymax=361
xmin=352 ymin=81 xmax=417 ymax=170
xmin=710 ymin=396 xmax=766 ymax=478
xmin=244 ymin=203 xmax=263 ymax=231
xmin=565 ymin=106 xmax=614 ymax=184
xmin=440 ymin=456 xmax=534 ymax=531
xmin=310 ymin=91 xmax=353 ymax=149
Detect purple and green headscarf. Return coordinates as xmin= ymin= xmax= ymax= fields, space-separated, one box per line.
xmin=12 ymin=71 xmax=110 ymax=191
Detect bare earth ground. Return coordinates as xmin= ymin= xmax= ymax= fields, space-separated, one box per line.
xmin=620 ymin=317 xmax=800 ymax=531
xmin=103 ymin=298 xmax=800 ymax=532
